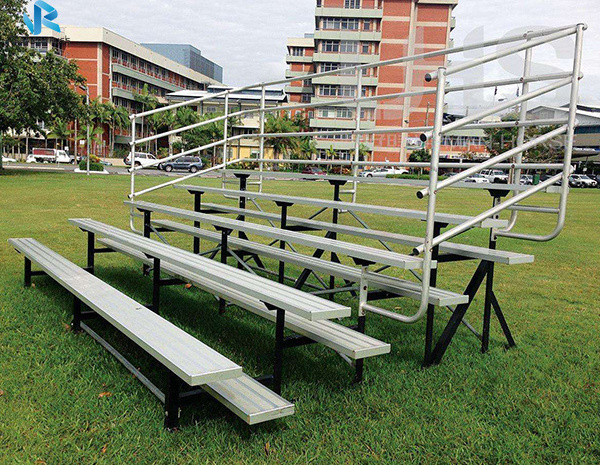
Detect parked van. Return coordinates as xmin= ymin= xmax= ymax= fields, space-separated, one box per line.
xmin=124 ymin=152 xmax=158 ymax=169
xmin=26 ymin=148 xmax=72 ymax=164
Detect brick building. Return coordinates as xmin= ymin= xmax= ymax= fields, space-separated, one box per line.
xmin=286 ymin=0 xmax=458 ymax=163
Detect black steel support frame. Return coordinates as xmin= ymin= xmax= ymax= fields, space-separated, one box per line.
xmin=422 ymin=194 xmax=517 ymax=367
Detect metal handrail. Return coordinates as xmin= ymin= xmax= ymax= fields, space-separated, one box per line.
xmin=126 ymin=24 xmax=585 ymax=325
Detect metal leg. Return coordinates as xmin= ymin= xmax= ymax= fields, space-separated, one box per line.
xmin=424 ymin=223 xmax=443 ymax=365
xmin=72 ymin=297 xmax=82 ymax=333
xmin=164 ymin=372 xmax=182 ymax=431
xmin=24 ymin=258 xmax=31 ymax=287
xmin=219 ymin=229 xmax=230 ymax=314
xmin=143 ymin=211 xmax=152 ymax=276
xmin=277 ymin=204 xmax=289 ymax=284
xmin=273 ymin=307 xmax=285 ymax=395
xmin=354 ymin=315 xmax=366 ymax=383
xmin=482 ymin=260 xmax=494 ymax=353
xmin=427 ymin=260 xmax=488 ymax=366
xmin=152 ymin=257 xmax=161 ymax=314
xmin=193 ymin=192 xmax=202 ymax=255
xmin=491 ymin=292 xmax=517 ymax=348
xmin=87 ymin=232 xmax=95 ymax=275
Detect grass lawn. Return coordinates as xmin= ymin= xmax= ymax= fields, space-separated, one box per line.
xmin=0 ymin=170 xmax=599 ymax=464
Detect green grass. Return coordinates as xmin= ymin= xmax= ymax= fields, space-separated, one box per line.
xmin=0 ymin=170 xmax=599 ymax=464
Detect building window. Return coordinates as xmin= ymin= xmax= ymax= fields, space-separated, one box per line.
xmin=322 ymin=41 xmax=340 ymax=53
xmin=363 ymin=20 xmax=371 ymax=31
xmin=303 ymin=79 xmax=312 ymax=87
xmin=301 ymin=93 xmax=312 ymax=103
xmin=340 ymin=41 xmax=358 ymax=53
xmin=291 ymin=47 xmax=304 ymax=56
xmin=344 ymin=0 xmax=360 ymax=8
xmin=362 ymin=43 xmax=370 ymax=54
xmin=316 ymin=0 xmax=322 ymax=6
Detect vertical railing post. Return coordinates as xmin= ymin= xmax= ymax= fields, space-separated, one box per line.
xmin=129 ymin=116 xmax=137 ymax=230
xmin=556 ymin=24 xmax=585 ymax=223
xmin=352 ymin=70 xmax=363 ymax=203
xmin=503 ymin=37 xmax=533 ymax=233
xmin=221 ymin=93 xmax=230 ymax=189
xmin=259 ymin=85 xmax=266 ymax=192
xmin=420 ymin=67 xmax=447 ymax=318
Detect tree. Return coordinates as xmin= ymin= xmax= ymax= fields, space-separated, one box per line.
xmin=105 ymin=104 xmax=129 ymax=157
xmin=47 ymin=119 xmax=72 ymax=151
xmin=133 ymin=84 xmax=159 ymax=151
xmin=264 ymin=114 xmax=301 ymax=160
xmin=484 ymin=112 xmax=519 ymax=156
xmin=0 ymin=0 xmax=85 ymax=169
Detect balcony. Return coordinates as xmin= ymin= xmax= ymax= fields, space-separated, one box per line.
xmin=286 ymin=55 xmax=314 ymax=64
xmin=284 ymin=85 xmax=314 ymax=94
xmin=314 ymin=30 xmax=381 ymax=42
xmin=310 ymin=118 xmax=376 ymax=130
xmin=285 ymin=69 xmax=311 ymax=79
xmin=314 ymin=139 xmax=374 ymax=151
xmin=311 ymin=96 xmax=377 ymax=109
xmin=111 ymin=58 xmax=191 ymax=90
xmin=312 ymin=74 xmax=378 ymax=86
xmin=313 ymin=52 xmax=380 ymax=64
xmin=315 ymin=7 xmax=383 ymax=19
xmin=112 ymin=63 xmax=184 ymax=92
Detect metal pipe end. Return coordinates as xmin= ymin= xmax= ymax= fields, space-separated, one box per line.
xmin=579 ymin=23 xmax=588 ymax=31
xmin=412 ymin=247 xmax=421 ymax=256
xmin=425 ymin=73 xmax=433 ymax=82
xmin=419 ymin=133 xmax=429 ymax=142
xmin=416 ymin=190 xmax=425 ymax=200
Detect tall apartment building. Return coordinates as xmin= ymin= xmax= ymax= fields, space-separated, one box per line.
xmin=21 ymin=26 xmax=223 ymax=155
xmin=286 ymin=0 xmax=457 ymax=163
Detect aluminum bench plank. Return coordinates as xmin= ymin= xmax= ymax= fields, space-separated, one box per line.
xmin=153 ymin=219 xmax=469 ymax=307
xmin=124 ymin=201 xmax=426 ymax=270
xmin=175 ymin=185 xmax=509 ymax=229
xmin=8 ymin=238 xmax=242 ymax=387
xmin=99 ymin=238 xmax=391 ymax=359
xmin=70 ymin=219 xmax=350 ymax=321
xmin=203 ymin=374 xmax=294 ymax=425
xmin=199 ymin=202 xmax=534 ymax=265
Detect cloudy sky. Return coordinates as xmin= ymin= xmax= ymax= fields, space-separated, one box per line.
xmin=32 ymin=0 xmax=599 ymax=111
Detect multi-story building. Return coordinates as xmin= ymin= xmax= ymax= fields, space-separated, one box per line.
xmin=20 ymin=26 xmax=223 ymax=155
xmin=286 ymin=0 xmax=458 ymax=163
xmin=167 ymin=85 xmax=287 ymax=160
xmin=141 ymin=44 xmax=223 ymax=82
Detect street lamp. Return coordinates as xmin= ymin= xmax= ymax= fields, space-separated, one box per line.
xmin=78 ymin=84 xmax=91 ymax=176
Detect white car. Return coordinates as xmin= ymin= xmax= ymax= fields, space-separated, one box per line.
xmin=2 ymin=156 xmax=17 ymax=163
xmin=464 ymin=174 xmax=490 ymax=184
xmin=570 ymin=174 xmax=597 ymax=188
xmin=124 ymin=152 xmax=158 ymax=169
xmin=360 ymin=167 xmax=409 ymax=178
xmin=480 ymin=169 xmax=509 ymax=184
xmin=520 ymin=175 xmax=534 ymax=185
xmin=26 ymin=148 xmax=72 ymax=164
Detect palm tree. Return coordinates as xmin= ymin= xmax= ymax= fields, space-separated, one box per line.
xmin=81 ymin=125 xmax=105 ymax=157
xmin=105 ymin=104 xmax=129 ymax=157
xmin=47 ymin=119 xmax=72 ymax=152
xmin=264 ymin=114 xmax=301 ymax=161
xmin=133 ymin=84 xmax=159 ymax=151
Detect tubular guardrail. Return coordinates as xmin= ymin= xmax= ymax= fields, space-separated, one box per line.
xmin=127 ymin=24 xmax=586 ymax=324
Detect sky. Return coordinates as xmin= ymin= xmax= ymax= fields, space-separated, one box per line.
xmin=30 ymin=0 xmax=600 ymax=112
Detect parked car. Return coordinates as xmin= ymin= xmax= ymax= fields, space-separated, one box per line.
xmin=159 ymin=156 xmax=204 ymax=173
xmin=520 ymin=175 xmax=534 ymax=185
xmin=586 ymin=174 xmax=600 ymax=188
xmin=301 ymin=166 xmax=326 ymax=176
xmin=569 ymin=174 xmax=597 ymax=188
xmin=124 ymin=152 xmax=158 ymax=169
xmin=464 ymin=174 xmax=490 ymax=184
xmin=26 ymin=148 xmax=72 ymax=164
xmin=1 ymin=156 xmax=17 ymax=163
xmin=480 ymin=169 xmax=509 ymax=183
xmin=360 ymin=167 xmax=409 ymax=178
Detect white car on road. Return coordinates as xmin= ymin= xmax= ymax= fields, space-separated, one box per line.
xmin=124 ymin=152 xmax=158 ymax=169
xmin=464 ymin=174 xmax=490 ymax=184
xmin=480 ymin=169 xmax=509 ymax=183
xmin=2 ymin=156 xmax=17 ymax=163
xmin=570 ymin=174 xmax=597 ymax=188
xmin=360 ymin=167 xmax=409 ymax=178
